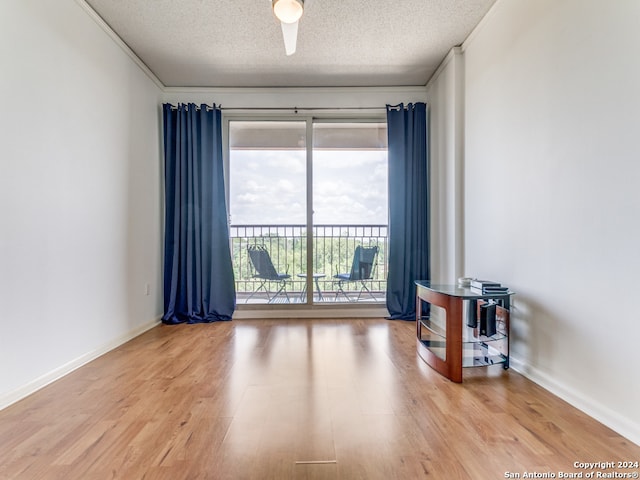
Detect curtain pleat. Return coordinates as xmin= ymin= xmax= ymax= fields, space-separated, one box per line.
xmin=386 ymin=103 xmax=430 ymax=320
xmin=162 ymin=103 xmax=236 ymax=324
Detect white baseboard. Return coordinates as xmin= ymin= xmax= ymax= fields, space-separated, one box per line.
xmin=509 ymin=355 xmax=640 ymax=447
xmin=233 ymin=305 xmax=390 ymax=319
xmin=0 ymin=317 xmax=162 ymax=411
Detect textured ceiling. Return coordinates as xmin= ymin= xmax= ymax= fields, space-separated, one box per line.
xmin=83 ymin=0 xmax=497 ymax=88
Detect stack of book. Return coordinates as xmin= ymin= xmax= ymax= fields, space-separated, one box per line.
xmin=470 ymin=279 xmax=509 ymax=295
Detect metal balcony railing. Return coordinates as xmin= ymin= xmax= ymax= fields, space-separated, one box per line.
xmin=230 ymin=224 xmax=388 ymax=303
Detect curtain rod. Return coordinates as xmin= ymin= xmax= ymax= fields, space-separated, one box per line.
xmin=219 ymin=106 xmax=385 ymax=111
xmin=165 ymin=104 xmax=385 ymax=113
xmin=218 ymin=103 xmax=420 ymax=111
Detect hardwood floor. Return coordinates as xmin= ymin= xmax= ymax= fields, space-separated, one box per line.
xmin=1 ymin=318 xmax=638 ymax=479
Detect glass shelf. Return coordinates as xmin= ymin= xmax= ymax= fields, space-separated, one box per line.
xmin=418 ymin=317 xmax=446 ymax=361
xmin=462 ymin=342 xmax=508 ymax=368
xmin=419 ymin=317 xmax=508 ymax=367
xmin=419 ymin=317 xmax=445 ymax=338
xmin=462 ymin=322 xmax=508 ymax=343
xmin=419 ymin=317 xmax=508 ymax=343
xmin=414 ymin=281 xmax=514 ymax=300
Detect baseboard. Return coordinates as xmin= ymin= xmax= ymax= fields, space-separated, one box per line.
xmin=234 ymin=305 xmax=390 ymax=319
xmin=0 ymin=317 xmax=162 ymax=411
xmin=509 ymin=355 xmax=640 ymax=447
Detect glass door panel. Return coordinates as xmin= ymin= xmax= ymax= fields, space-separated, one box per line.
xmin=312 ymin=122 xmax=388 ymax=303
xmin=229 ymin=121 xmax=307 ymax=304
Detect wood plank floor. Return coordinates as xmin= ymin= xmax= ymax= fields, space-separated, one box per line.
xmin=1 ymin=318 xmax=638 ymax=479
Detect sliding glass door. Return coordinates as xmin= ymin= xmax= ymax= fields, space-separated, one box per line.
xmin=227 ymin=118 xmax=388 ymax=306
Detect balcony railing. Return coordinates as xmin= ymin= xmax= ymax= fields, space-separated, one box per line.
xmin=230 ymin=224 xmax=388 ymax=303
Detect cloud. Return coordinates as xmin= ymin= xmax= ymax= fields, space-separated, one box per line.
xmin=230 ymin=150 xmax=387 ymax=225
xmin=276 ymin=179 xmax=301 ymax=193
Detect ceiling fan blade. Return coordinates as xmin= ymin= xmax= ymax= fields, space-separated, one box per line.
xmin=280 ymin=20 xmax=299 ymax=56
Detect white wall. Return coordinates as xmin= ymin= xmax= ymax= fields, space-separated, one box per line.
xmin=426 ymin=49 xmax=465 ymax=284
xmin=0 ymin=0 xmax=163 ymax=407
xmin=461 ymin=0 xmax=640 ymax=443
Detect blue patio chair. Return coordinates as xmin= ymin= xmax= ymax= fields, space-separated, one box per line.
xmin=334 ymin=245 xmax=379 ymax=301
xmin=246 ymin=245 xmax=291 ymax=303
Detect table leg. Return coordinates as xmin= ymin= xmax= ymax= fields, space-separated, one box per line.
xmin=314 ymin=276 xmax=323 ymax=301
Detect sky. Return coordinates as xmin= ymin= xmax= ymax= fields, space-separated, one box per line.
xmin=229 ymin=149 xmax=388 ymax=226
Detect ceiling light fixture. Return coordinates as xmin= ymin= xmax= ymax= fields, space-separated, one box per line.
xmin=273 ymin=0 xmax=303 ymax=23
xmin=272 ymin=0 xmax=304 ymax=56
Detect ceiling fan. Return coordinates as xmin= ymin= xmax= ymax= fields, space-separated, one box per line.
xmin=272 ymin=0 xmax=304 ymax=56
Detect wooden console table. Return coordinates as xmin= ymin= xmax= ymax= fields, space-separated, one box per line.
xmin=415 ymin=281 xmax=513 ymax=383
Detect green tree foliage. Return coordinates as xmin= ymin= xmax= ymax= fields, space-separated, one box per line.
xmin=231 ymin=226 xmax=388 ymax=295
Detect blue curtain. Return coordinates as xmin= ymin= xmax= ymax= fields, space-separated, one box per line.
xmin=162 ymin=103 xmax=236 ymax=324
xmin=386 ymin=103 xmax=430 ymax=320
